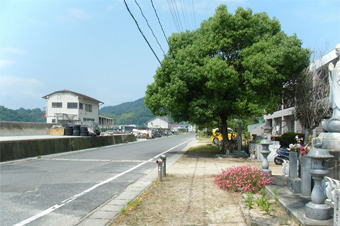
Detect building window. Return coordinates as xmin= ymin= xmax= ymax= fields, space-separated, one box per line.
xmin=52 ymin=119 xmax=55 ymax=123
xmin=67 ymin=102 xmax=78 ymax=109
xmin=79 ymin=103 xmax=83 ymax=109
xmin=84 ymin=118 xmax=94 ymax=122
xmin=85 ymin=104 xmax=92 ymax=112
xmin=52 ymin=102 xmax=62 ymax=108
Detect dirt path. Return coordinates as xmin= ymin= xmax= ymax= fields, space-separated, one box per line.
xmin=110 ymin=146 xmax=282 ymax=226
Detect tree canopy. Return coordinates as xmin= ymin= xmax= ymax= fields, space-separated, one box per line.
xmin=145 ymin=5 xmax=310 ymax=145
xmin=0 ymin=106 xmax=45 ymax=122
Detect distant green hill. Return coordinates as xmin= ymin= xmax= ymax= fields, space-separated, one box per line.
xmin=100 ymin=97 xmax=155 ymax=126
xmin=0 ymin=106 xmax=45 ymax=122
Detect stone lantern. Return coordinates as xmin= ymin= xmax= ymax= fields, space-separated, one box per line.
xmin=260 ymin=123 xmax=272 ymax=175
xmin=305 ymin=142 xmax=334 ymax=220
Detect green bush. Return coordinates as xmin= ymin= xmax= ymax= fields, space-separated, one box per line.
xmin=276 ymin=132 xmax=304 ymax=148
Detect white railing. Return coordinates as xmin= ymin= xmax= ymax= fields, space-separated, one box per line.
xmin=324 ymin=176 xmax=340 ymax=208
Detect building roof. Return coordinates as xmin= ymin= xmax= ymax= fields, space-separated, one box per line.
xmin=309 ymin=46 xmax=338 ymax=70
xmin=42 ymin=89 xmax=104 ymax=104
xmin=148 ymin=116 xmax=170 ymax=123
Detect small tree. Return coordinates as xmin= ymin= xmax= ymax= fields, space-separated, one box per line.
xmin=292 ymin=50 xmax=332 ymax=144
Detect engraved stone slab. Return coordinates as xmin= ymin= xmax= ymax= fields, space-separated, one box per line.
xmin=301 ymin=156 xmax=312 ymax=196
xmin=335 ymin=189 xmax=340 ymax=226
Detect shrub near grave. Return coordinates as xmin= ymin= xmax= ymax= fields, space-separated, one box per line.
xmin=275 ymin=132 xmax=304 ymax=148
xmin=214 ymin=165 xmax=273 ymax=193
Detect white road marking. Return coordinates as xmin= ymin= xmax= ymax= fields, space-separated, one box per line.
xmin=13 ymin=138 xmax=194 ymax=226
xmin=41 ymin=158 xmax=145 ymax=162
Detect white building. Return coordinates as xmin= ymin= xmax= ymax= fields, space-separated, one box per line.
xmin=147 ymin=117 xmax=170 ymax=130
xmin=42 ymin=89 xmax=113 ymax=127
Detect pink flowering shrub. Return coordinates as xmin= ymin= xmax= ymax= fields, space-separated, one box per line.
xmin=214 ymin=165 xmax=274 ymax=193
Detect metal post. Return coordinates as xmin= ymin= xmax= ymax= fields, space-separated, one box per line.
xmin=156 ymin=159 xmax=163 ymax=182
xmin=161 ymin=154 xmax=167 ymax=177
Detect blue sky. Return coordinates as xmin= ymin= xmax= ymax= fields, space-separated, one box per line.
xmin=0 ymin=0 xmax=339 ymax=110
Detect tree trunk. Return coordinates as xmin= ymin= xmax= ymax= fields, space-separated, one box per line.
xmin=220 ymin=116 xmax=228 ymax=154
xmin=237 ymin=122 xmax=242 ymax=152
xmin=303 ymin=128 xmax=311 ymax=146
xmin=301 ymin=125 xmax=308 ymax=146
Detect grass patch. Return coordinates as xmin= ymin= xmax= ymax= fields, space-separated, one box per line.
xmin=196 ymin=136 xmax=211 ymax=142
xmin=187 ymin=144 xmax=218 ymax=152
xmin=120 ymin=197 xmax=143 ymax=216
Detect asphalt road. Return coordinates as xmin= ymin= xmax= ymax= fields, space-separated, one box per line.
xmin=0 ymin=133 xmax=196 ymax=226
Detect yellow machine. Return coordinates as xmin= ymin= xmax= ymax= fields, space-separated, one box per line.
xmin=211 ymin=128 xmax=237 ymax=144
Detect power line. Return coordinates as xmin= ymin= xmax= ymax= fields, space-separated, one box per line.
xmin=167 ymin=0 xmax=180 ymax=32
xmin=169 ymin=0 xmax=184 ymax=32
xmin=150 ymin=0 xmax=169 ymax=47
xmin=179 ymin=0 xmax=189 ymax=30
xmin=133 ymin=0 xmax=166 ymax=56
xmin=173 ymin=0 xmax=184 ymax=31
xmin=191 ymin=0 xmax=196 ymax=29
xmin=123 ymin=0 xmax=161 ymax=64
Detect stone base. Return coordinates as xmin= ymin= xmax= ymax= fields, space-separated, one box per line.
xmin=322 ymin=117 xmax=340 ymax=132
xmin=316 ymin=132 xmax=340 ymax=149
xmin=262 ymin=169 xmax=272 ymax=175
xmin=287 ymin=177 xmax=301 ymax=193
xmin=306 ymin=202 xmax=332 ymax=220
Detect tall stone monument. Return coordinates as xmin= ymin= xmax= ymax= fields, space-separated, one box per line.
xmin=322 ymin=43 xmax=340 ymax=133
xmin=305 ymin=44 xmax=340 ymax=221
xmin=317 ymin=43 xmax=340 ymax=181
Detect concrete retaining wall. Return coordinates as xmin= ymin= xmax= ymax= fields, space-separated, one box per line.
xmin=0 ymin=121 xmax=56 ymax=136
xmin=0 ymin=134 xmax=136 ymax=162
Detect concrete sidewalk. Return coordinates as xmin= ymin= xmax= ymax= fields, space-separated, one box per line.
xmin=76 ymin=139 xmax=334 ymax=226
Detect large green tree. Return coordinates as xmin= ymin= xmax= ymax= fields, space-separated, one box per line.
xmin=145 ymin=5 xmax=310 ymax=149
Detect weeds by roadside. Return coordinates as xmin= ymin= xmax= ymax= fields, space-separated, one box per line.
xmin=242 ymin=188 xmax=300 ymax=225
xmin=255 ymin=189 xmax=271 ymax=214
xmin=245 ymin=192 xmax=255 ymax=209
xmin=112 ymin=181 xmax=160 ymax=225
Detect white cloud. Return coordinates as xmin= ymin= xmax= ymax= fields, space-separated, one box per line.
xmin=68 ymin=8 xmax=92 ymax=20
xmin=0 ymin=76 xmax=44 ymax=91
xmin=1 ymin=47 xmax=26 ymax=54
xmin=56 ymin=15 xmax=72 ymax=22
xmin=0 ymin=60 xmax=16 ymax=68
xmin=107 ymin=5 xmax=115 ymax=11
xmin=56 ymin=8 xmax=92 ymax=23
xmin=29 ymin=19 xmax=48 ymax=26
xmin=0 ymin=76 xmax=46 ymax=109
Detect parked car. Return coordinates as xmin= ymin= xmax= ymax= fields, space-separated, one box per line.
xmin=153 ymin=131 xmax=162 ymax=138
xmin=211 ymin=128 xmax=237 ymax=144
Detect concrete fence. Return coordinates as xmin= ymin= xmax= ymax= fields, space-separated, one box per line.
xmin=0 ymin=134 xmax=136 ymax=162
xmin=0 ymin=121 xmax=56 ymax=136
